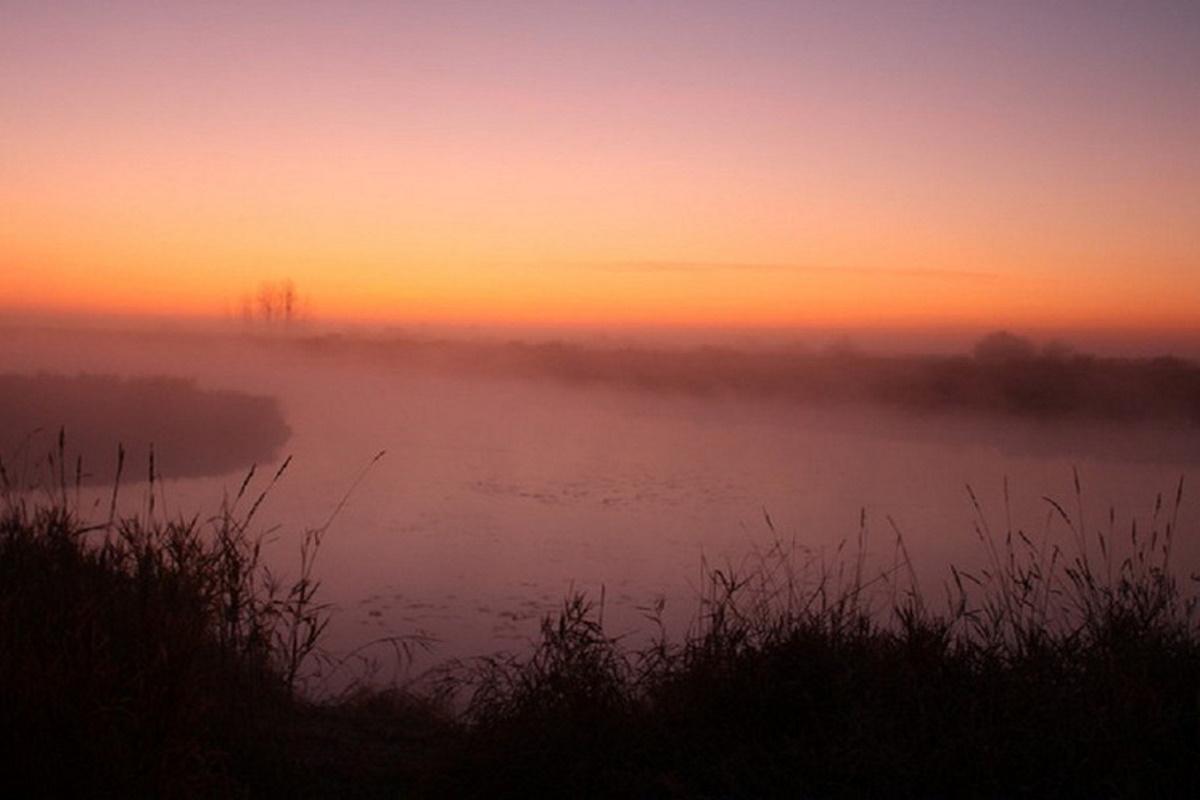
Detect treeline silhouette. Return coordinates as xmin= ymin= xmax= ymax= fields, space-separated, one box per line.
xmin=0 ymin=373 xmax=290 ymax=484
xmin=296 ymin=330 xmax=1200 ymax=423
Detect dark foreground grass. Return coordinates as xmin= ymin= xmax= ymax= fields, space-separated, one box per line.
xmin=1 ymin=462 xmax=1198 ymax=798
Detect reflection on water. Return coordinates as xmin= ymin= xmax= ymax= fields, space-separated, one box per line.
xmin=2 ymin=327 xmax=1198 ymax=679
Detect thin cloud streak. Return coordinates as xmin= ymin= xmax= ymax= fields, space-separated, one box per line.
xmin=585 ymin=261 xmax=1000 ymax=281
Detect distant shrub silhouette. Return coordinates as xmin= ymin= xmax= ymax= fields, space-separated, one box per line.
xmin=973 ymin=330 xmax=1037 ymax=363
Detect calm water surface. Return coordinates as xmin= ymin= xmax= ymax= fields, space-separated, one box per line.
xmin=5 ymin=330 xmax=1199 ymax=680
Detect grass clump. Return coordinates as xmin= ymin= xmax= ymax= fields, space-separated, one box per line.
xmin=1 ymin=442 xmax=1197 ymax=797
xmin=1 ymin=457 xmax=286 ymax=795
xmin=0 ymin=447 xmax=441 ymax=797
xmin=430 ymin=479 xmax=1200 ymax=798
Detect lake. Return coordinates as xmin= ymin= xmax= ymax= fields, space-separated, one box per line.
xmin=4 ymin=325 xmax=1198 ymax=685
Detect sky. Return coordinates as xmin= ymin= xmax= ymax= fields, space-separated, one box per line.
xmin=2 ymin=1 xmax=1198 ymax=332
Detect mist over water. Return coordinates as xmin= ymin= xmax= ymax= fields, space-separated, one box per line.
xmin=3 ymin=322 xmax=1198 ymax=679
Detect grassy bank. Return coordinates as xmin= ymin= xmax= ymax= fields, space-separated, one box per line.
xmin=1 ymin=466 xmax=1197 ymax=797
xmin=0 ymin=373 xmax=290 ymax=485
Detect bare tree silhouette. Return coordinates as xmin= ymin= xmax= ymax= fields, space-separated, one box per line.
xmin=240 ymin=279 xmax=308 ymax=328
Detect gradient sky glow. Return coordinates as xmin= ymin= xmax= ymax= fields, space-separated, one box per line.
xmin=3 ymin=1 xmax=1199 ymax=330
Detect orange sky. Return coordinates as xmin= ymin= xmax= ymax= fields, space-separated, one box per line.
xmin=2 ymin=2 xmax=1198 ymax=332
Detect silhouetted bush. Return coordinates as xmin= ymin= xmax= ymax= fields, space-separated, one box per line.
xmin=973 ymin=330 xmax=1038 ymax=364
xmin=2 ymin=459 xmax=1197 ymax=796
